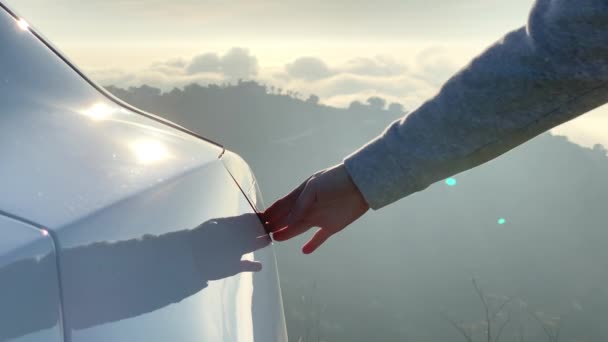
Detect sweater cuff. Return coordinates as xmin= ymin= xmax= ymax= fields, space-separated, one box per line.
xmin=343 ymin=135 xmax=424 ymax=210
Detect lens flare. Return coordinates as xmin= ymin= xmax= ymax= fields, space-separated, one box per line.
xmin=445 ymin=178 xmax=457 ymax=186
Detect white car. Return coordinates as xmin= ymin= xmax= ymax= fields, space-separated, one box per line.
xmin=0 ymin=2 xmax=287 ymax=341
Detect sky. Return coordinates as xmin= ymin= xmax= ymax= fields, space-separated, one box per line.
xmin=4 ymin=0 xmax=608 ymax=149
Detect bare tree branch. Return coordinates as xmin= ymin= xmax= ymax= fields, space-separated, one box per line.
xmin=472 ymin=278 xmax=492 ymax=342
xmin=442 ymin=313 xmax=474 ymax=342
xmin=528 ymin=310 xmax=561 ymax=342
xmin=554 ymin=317 xmax=564 ymax=342
xmin=494 ymin=313 xmax=512 ymax=342
xmin=492 ymin=297 xmax=513 ymax=320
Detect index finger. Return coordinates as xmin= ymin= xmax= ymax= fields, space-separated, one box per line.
xmin=261 ymin=178 xmax=309 ymax=232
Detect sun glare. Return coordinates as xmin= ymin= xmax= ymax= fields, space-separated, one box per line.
xmin=82 ymin=103 xmax=114 ymax=121
xmin=17 ymin=19 xmax=29 ymax=31
xmin=130 ymin=139 xmax=169 ymax=164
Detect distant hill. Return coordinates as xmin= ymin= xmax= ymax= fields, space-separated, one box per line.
xmin=108 ymin=82 xmax=608 ymax=342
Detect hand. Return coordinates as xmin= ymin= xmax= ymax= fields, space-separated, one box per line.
xmin=262 ymin=163 xmax=370 ymax=254
xmin=191 ymin=214 xmax=271 ymax=280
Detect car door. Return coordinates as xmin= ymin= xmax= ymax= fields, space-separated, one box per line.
xmin=53 ymin=160 xmax=286 ymax=342
xmin=0 ymin=215 xmax=63 ymax=342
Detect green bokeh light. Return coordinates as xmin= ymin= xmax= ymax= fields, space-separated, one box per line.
xmin=445 ymin=178 xmax=457 ymax=186
xmin=498 ymin=218 xmax=506 ymax=225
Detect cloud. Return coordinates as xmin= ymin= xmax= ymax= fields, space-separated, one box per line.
xmin=282 ymin=56 xmax=408 ymax=81
xmin=342 ymin=57 xmax=408 ymax=77
xmin=265 ymin=53 xmax=455 ymax=107
xmin=551 ymin=105 xmax=608 ymax=150
xmin=412 ymin=47 xmax=461 ymax=86
xmin=86 ymin=45 xmax=608 ymax=152
xmin=90 ymin=50 xmax=241 ymax=90
xmin=90 ymin=46 xmax=461 ymax=108
xmin=217 ymin=48 xmax=259 ymax=79
xmin=186 ymin=53 xmax=222 ymax=74
xmin=285 ymin=57 xmax=333 ymax=81
xmin=184 ymin=48 xmax=258 ymax=79
xmin=267 ymin=71 xmax=434 ymax=108
xmin=89 ymin=67 xmax=224 ymax=91
xmin=93 ymin=47 xmax=259 ymax=88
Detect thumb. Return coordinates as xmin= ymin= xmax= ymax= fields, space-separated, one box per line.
xmin=240 ymin=260 xmax=263 ymax=273
xmin=287 ymin=179 xmax=316 ymax=226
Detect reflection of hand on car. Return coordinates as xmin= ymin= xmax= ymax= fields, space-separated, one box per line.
xmin=190 ymin=214 xmax=271 ymax=281
xmin=0 ymin=213 xmax=269 ymax=339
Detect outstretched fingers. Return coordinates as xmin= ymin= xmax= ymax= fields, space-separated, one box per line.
xmin=262 ymin=179 xmax=309 ymax=232
xmin=270 ymin=179 xmax=318 ymax=243
xmin=240 ymin=260 xmax=263 ymax=273
xmin=302 ymin=229 xmax=332 ymax=254
xmin=272 ymin=216 xmax=314 ymax=240
xmin=272 ymin=180 xmax=317 ymax=241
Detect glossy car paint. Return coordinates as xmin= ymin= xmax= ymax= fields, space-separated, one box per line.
xmin=0 ymin=216 xmax=62 ymax=342
xmin=0 ymin=3 xmax=287 ymax=341
xmin=221 ymin=150 xmax=266 ymax=211
xmin=58 ymin=162 xmax=286 ymax=342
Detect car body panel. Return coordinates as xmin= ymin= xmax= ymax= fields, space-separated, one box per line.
xmin=57 ymin=161 xmax=287 ymax=342
xmin=0 ymin=3 xmax=287 ymax=342
xmin=0 ymin=4 xmax=222 ymax=230
xmin=0 ymin=215 xmax=63 ymax=342
xmin=221 ymin=150 xmax=266 ymax=211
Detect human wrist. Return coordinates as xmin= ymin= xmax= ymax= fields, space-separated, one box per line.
xmin=332 ymin=163 xmax=370 ymax=210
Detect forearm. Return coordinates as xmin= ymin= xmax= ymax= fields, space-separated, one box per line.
xmin=345 ymin=0 xmax=608 ymax=209
xmin=61 ymin=230 xmax=203 ymax=329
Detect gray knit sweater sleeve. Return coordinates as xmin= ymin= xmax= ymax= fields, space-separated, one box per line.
xmin=344 ymin=0 xmax=608 ymax=210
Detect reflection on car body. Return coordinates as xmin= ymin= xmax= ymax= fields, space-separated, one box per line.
xmin=0 ymin=2 xmax=287 ymax=341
